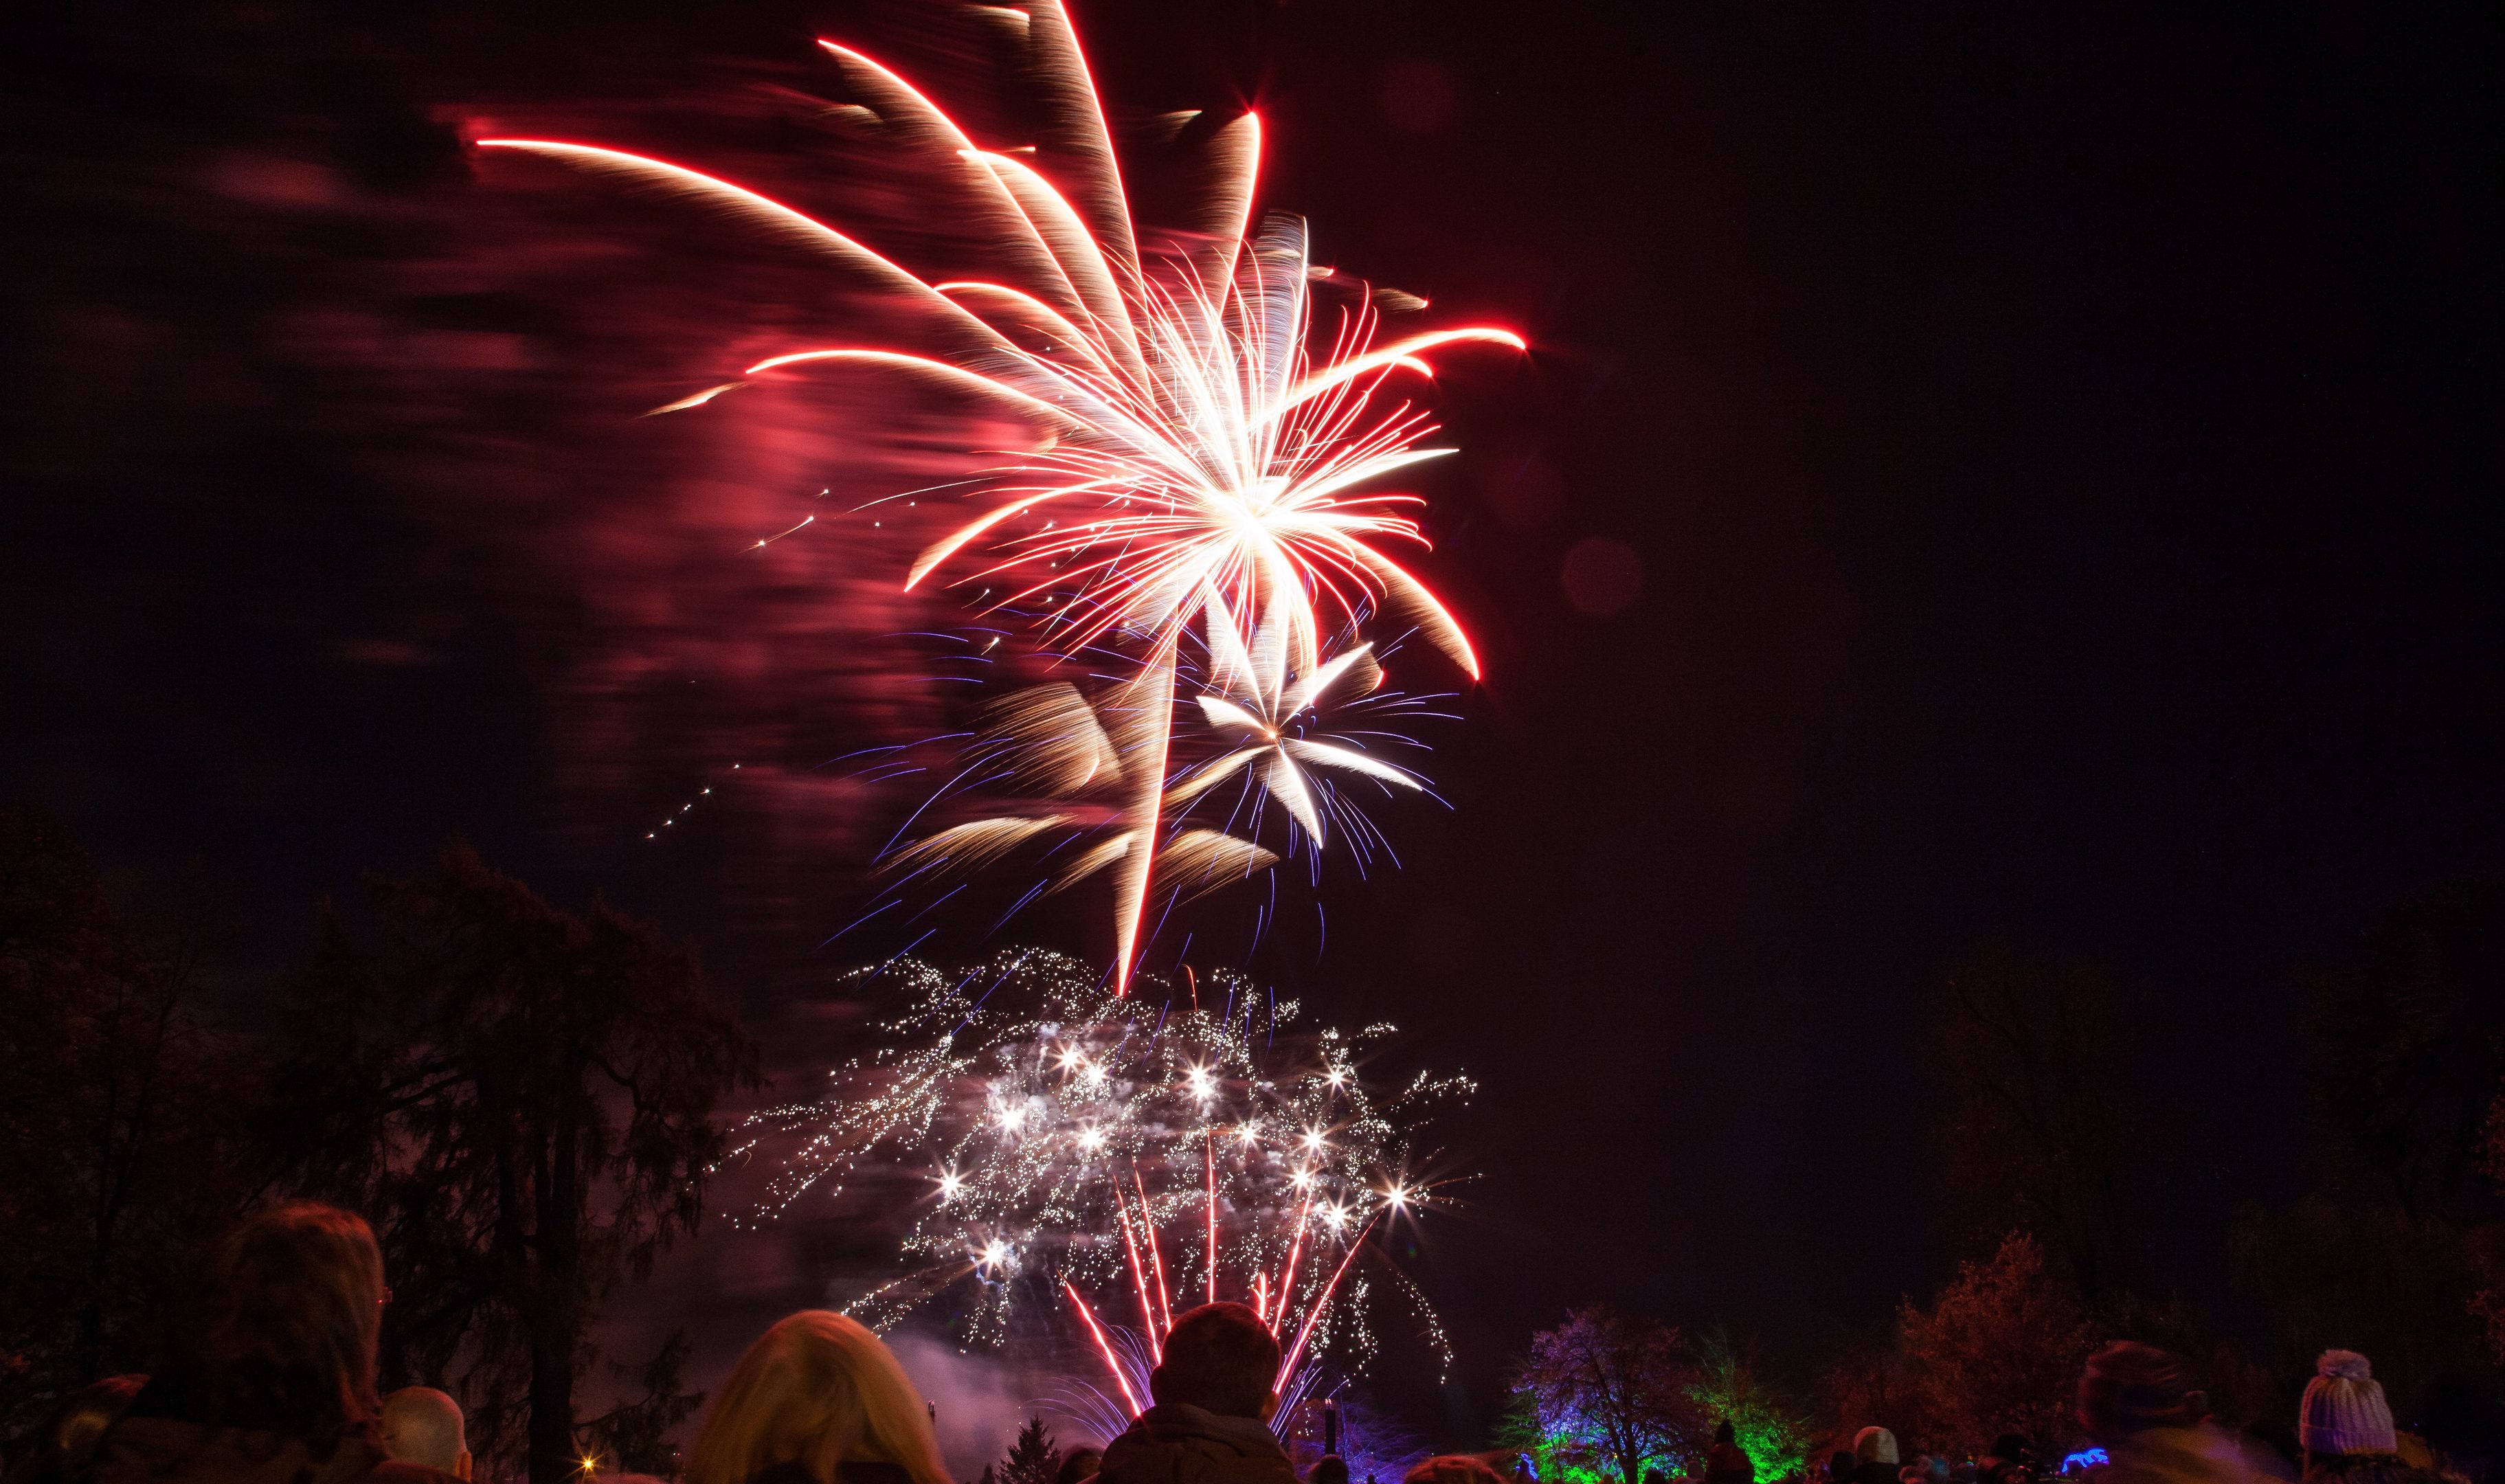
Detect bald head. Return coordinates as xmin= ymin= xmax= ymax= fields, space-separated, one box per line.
xmin=381 ymin=1388 xmax=470 ymax=1478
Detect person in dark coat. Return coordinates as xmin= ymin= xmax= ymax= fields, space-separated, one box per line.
xmin=91 ymin=1204 xmax=460 ymax=1484
xmin=1097 ymin=1304 xmax=1296 ymax=1484
xmin=1705 ymin=1424 xmax=1754 ymax=1484
xmin=1978 ymin=1437 xmax=2032 ymax=1484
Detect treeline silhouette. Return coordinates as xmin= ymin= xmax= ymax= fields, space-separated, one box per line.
xmin=0 ymin=808 xmax=757 ymax=1483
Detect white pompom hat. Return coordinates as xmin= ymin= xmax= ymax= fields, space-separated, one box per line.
xmin=2298 ymin=1349 xmax=2396 ymax=1456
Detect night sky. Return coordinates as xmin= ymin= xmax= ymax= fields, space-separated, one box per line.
xmin=6 ymin=0 xmax=2502 ymax=1458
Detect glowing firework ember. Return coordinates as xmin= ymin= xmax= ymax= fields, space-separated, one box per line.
xmin=478 ymin=1 xmax=1524 ymax=985
xmin=729 ymin=949 xmax=1470 ymax=1418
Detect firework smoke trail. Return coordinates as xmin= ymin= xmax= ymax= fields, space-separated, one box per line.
xmin=727 ymin=949 xmax=1471 ymax=1406
xmin=869 ymin=677 xmax=1284 ymax=912
xmin=860 ymin=607 xmax=1448 ymax=952
xmin=477 ymin=1 xmax=1525 ymax=986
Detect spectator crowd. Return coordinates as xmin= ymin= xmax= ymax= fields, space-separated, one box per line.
xmin=1812 ymin=1342 xmax=2469 ymax=1484
xmin=0 ymin=1204 xmax=2480 ymax=1484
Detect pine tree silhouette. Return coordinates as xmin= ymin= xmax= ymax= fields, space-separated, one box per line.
xmin=999 ymin=1417 xmax=1060 ymax=1484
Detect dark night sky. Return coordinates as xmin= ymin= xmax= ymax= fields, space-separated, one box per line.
xmin=5 ymin=0 xmax=2504 ymax=1455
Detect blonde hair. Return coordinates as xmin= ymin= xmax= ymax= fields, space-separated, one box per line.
xmin=688 ymin=1313 xmax=949 ymax=1484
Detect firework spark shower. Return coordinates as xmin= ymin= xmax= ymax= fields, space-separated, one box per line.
xmin=477 ymin=0 xmax=1525 ymax=987
xmin=730 ymin=949 xmax=1472 ymax=1428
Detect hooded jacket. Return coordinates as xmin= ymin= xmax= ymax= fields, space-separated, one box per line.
xmin=1704 ymin=1443 xmax=1754 ymax=1484
xmin=1097 ymin=1404 xmax=1296 ymax=1484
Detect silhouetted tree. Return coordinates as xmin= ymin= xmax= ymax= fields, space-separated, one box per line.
xmin=0 ymin=808 xmax=251 ymax=1439
xmin=2297 ymin=875 xmax=2505 ymax=1219
xmin=1685 ymin=1331 xmax=1814 ymax=1483
xmin=2229 ymin=1195 xmax=2484 ymax=1428
xmin=1815 ymin=1331 xmax=1918 ymax=1459
xmin=263 ymin=843 xmax=758 ymax=1484
xmin=998 ymin=1417 xmax=1059 ymax=1484
xmin=579 ymin=1327 xmax=705 ymax=1479
xmin=1896 ymin=1233 xmax=2093 ymax=1457
xmin=1509 ymin=1306 xmax=1707 ymax=1484
xmin=1931 ymin=941 xmax=2167 ymax=1303
xmin=2232 ymin=877 xmax=2505 ymax=1432
xmin=2476 ymin=1101 xmax=2505 ymax=1362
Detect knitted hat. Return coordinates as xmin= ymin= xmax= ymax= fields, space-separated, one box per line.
xmin=2298 ymin=1351 xmax=2396 ymax=1456
xmin=1854 ymin=1428 xmax=1900 ymax=1468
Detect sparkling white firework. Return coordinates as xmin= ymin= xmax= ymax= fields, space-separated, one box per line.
xmin=1167 ymin=599 xmax=1424 ymax=853
xmin=728 ymin=949 xmax=1470 ymax=1403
